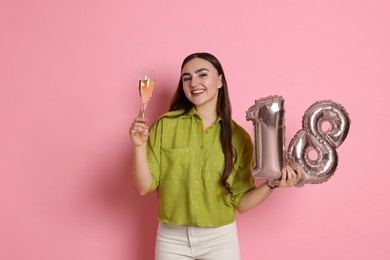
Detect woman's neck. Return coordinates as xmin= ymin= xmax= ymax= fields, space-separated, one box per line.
xmin=196 ymin=106 xmax=218 ymax=131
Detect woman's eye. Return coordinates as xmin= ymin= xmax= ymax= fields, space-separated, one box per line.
xmin=182 ymin=77 xmax=191 ymax=82
xmin=199 ymin=73 xmax=208 ymax=78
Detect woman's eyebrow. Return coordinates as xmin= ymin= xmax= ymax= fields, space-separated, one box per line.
xmin=182 ymin=68 xmax=210 ymax=77
xmin=195 ymin=68 xmax=209 ymax=74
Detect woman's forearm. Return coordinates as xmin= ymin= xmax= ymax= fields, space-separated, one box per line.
xmin=132 ymin=144 xmax=153 ymax=195
xmin=236 ymin=165 xmax=302 ymax=213
xmin=236 ymin=182 xmax=273 ymax=213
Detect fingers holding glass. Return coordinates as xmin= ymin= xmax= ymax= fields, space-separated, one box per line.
xmin=130 ymin=117 xmax=149 ymax=136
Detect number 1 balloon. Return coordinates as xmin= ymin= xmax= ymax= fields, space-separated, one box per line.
xmin=246 ymin=96 xmax=286 ymax=181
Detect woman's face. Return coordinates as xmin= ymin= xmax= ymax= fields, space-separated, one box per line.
xmin=181 ymin=58 xmax=223 ymax=111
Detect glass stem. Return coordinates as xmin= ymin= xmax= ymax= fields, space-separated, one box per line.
xmin=139 ymin=102 xmax=147 ymax=117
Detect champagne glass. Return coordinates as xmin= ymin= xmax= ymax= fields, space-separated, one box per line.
xmin=138 ymin=70 xmax=155 ymax=117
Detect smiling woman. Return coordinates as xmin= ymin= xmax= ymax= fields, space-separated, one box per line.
xmin=129 ymin=52 xmax=302 ymax=260
xmin=181 ymin=59 xmax=223 ymax=121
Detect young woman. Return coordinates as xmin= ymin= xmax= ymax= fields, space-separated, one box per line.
xmin=130 ymin=52 xmax=302 ymax=260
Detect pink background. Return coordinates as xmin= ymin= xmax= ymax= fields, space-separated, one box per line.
xmin=1 ymin=0 xmax=389 ymax=259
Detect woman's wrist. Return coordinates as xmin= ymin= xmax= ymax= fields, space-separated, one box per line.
xmin=133 ymin=143 xmax=147 ymax=153
xmin=267 ymin=180 xmax=279 ymax=189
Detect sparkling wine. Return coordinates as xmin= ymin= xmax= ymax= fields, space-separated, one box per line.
xmin=138 ymin=79 xmax=155 ymax=104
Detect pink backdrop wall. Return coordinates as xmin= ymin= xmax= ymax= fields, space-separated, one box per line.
xmin=1 ymin=0 xmax=389 ymax=259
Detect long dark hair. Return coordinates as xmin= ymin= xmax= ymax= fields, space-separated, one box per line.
xmin=169 ymin=52 xmax=236 ymax=194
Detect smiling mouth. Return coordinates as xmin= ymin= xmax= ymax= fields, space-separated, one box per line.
xmin=191 ymin=89 xmax=205 ymax=94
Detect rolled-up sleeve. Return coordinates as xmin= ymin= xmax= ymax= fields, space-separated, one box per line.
xmin=147 ymin=120 xmax=162 ymax=193
xmin=230 ymin=128 xmax=255 ymax=208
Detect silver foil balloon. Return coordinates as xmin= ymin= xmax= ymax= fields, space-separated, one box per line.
xmin=246 ymin=96 xmax=286 ymax=180
xmin=288 ymin=100 xmax=351 ymax=187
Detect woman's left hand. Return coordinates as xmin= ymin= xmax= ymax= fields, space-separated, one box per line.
xmin=274 ymin=165 xmax=303 ymax=188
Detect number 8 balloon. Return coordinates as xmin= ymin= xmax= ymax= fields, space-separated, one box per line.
xmin=246 ymin=97 xmax=351 ymax=187
xmin=288 ymin=100 xmax=350 ymax=187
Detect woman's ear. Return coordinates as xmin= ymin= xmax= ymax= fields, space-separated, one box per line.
xmin=218 ymin=75 xmax=223 ymax=89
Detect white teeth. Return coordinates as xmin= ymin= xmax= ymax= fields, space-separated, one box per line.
xmin=192 ymin=89 xmax=205 ymax=94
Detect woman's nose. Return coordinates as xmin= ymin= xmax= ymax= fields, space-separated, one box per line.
xmin=190 ymin=78 xmax=199 ymax=86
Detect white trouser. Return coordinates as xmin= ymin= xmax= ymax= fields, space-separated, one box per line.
xmin=155 ymin=221 xmax=240 ymax=260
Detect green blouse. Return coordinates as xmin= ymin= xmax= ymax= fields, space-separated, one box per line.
xmin=147 ymin=108 xmax=255 ymax=227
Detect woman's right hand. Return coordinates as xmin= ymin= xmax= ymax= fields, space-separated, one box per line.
xmin=129 ymin=117 xmax=150 ymax=147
